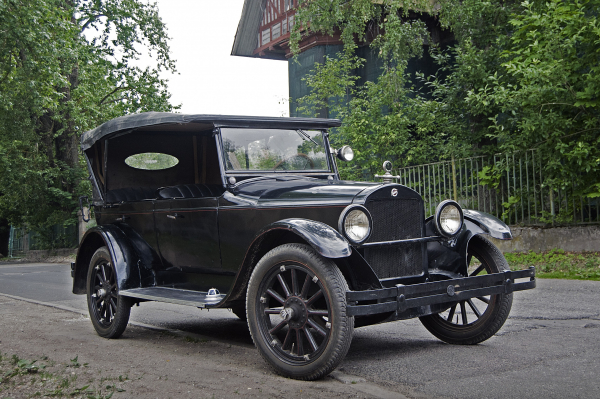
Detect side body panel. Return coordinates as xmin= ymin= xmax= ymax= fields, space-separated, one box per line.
xmin=215 ymin=179 xmax=366 ymax=306
xmin=216 ymin=178 xmax=376 ymax=278
xmin=154 ymin=197 xmax=230 ymax=292
xmin=217 ymin=192 xmax=348 ymax=275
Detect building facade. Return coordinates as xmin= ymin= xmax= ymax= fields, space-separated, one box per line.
xmin=232 ymin=0 xmax=453 ymax=117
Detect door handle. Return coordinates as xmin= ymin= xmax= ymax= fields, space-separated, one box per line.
xmin=167 ymin=213 xmax=183 ymax=219
xmin=115 ymin=216 xmax=130 ymax=222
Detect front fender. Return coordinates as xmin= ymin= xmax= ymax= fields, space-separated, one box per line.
xmin=463 ymin=209 xmax=512 ymax=240
xmin=220 ymin=218 xmax=354 ymax=306
xmin=426 ymin=210 xmax=511 ymax=277
xmin=72 ymin=225 xmax=143 ymax=295
xmin=262 ymin=218 xmax=352 ymax=259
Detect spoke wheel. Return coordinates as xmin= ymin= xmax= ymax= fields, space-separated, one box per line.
xmin=419 ymin=235 xmax=513 ymax=345
xmin=86 ymin=247 xmax=131 ymax=338
xmin=247 ymin=244 xmax=353 ymax=380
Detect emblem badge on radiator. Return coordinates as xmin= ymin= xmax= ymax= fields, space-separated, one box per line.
xmin=391 ymin=188 xmax=398 ymax=197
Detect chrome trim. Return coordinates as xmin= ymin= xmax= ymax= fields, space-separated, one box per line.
xmin=338 ymin=204 xmax=373 ymax=245
xmin=360 ymin=236 xmax=444 ymax=247
xmin=434 ymin=200 xmax=464 ymax=238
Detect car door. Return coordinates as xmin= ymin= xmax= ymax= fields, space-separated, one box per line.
xmin=154 ymin=190 xmax=228 ymax=292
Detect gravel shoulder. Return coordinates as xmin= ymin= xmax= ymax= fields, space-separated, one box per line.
xmin=0 ymin=295 xmax=416 ymax=399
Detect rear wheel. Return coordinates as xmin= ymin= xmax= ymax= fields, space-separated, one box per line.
xmin=247 ymin=244 xmax=353 ymax=380
xmin=86 ymin=246 xmax=131 ymax=338
xmin=419 ymin=235 xmax=513 ymax=345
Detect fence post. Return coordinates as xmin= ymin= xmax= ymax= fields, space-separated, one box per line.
xmin=451 ymin=156 xmax=458 ymax=202
xmin=549 ymin=187 xmax=555 ymax=226
xmin=8 ymin=225 xmax=14 ymax=258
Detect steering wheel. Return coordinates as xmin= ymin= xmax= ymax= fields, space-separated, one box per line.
xmin=273 ymin=153 xmax=315 ymax=170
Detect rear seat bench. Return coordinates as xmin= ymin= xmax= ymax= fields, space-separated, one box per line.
xmin=105 ymin=187 xmax=157 ymax=204
xmin=157 ymin=184 xmax=225 ymax=199
xmin=105 ymin=184 xmax=225 ymax=203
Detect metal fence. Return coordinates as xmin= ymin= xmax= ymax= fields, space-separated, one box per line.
xmin=8 ymin=224 xmax=78 ymax=257
xmin=395 ymin=150 xmax=599 ymax=226
xmin=8 ymin=226 xmax=26 ymax=257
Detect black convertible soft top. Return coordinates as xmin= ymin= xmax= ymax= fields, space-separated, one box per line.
xmin=80 ymin=112 xmax=342 ymax=151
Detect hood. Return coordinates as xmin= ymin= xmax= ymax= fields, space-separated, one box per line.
xmin=231 ymin=176 xmax=381 ymax=206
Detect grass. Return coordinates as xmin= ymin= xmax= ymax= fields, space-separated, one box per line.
xmin=505 ymin=249 xmax=600 ymax=281
xmin=0 ymin=352 xmax=127 ymax=399
xmin=184 ymin=335 xmax=209 ymax=344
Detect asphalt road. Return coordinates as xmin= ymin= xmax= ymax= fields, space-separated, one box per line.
xmin=1 ymin=261 xmax=599 ymax=399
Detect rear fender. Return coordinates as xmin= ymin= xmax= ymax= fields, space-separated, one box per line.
xmin=426 ymin=210 xmax=511 ymax=277
xmin=72 ymin=225 xmax=146 ymax=294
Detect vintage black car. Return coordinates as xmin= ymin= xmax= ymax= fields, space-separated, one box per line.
xmin=72 ymin=112 xmax=535 ymax=380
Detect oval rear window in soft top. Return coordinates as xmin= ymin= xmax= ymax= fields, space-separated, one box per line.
xmin=125 ymin=153 xmax=179 ymax=170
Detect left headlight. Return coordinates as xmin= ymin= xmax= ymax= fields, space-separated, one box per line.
xmin=338 ymin=205 xmax=372 ymax=244
xmin=434 ymin=200 xmax=464 ymax=238
xmin=337 ymin=145 xmax=354 ymax=161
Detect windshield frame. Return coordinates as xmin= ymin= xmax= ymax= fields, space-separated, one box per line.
xmin=217 ymin=127 xmax=337 ymax=179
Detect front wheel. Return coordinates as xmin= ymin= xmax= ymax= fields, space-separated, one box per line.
xmin=419 ymin=235 xmax=513 ymax=345
xmin=246 ymin=244 xmax=354 ymax=380
xmin=86 ymin=246 xmax=131 ymax=338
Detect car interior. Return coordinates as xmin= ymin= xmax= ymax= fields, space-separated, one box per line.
xmin=85 ymin=125 xmax=224 ymax=204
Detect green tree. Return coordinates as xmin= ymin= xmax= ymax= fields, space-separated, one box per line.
xmin=291 ymin=0 xmax=600 ymax=198
xmin=469 ymin=0 xmax=600 ymax=198
xmin=0 ymin=0 xmax=177 ymax=241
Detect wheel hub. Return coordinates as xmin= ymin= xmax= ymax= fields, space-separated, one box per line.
xmin=279 ymin=307 xmax=294 ymax=321
xmin=97 ymin=288 xmax=107 ymax=298
xmin=283 ymin=296 xmax=307 ymax=329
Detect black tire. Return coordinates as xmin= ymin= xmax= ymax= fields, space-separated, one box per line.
xmin=246 ymin=244 xmax=354 ymax=380
xmin=419 ymin=235 xmax=513 ymax=345
xmin=86 ymin=246 xmax=131 ymax=338
xmin=231 ymin=304 xmax=247 ymax=322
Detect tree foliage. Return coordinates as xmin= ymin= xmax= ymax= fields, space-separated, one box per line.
xmin=292 ymin=0 xmax=600 ymax=198
xmin=0 ymin=0 xmax=177 ymax=236
xmin=471 ymin=0 xmax=600 ymax=198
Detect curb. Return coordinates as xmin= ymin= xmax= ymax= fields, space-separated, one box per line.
xmin=0 ymin=292 xmax=254 ymax=349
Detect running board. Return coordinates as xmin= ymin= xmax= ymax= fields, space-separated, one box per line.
xmin=119 ymin=287 xmax=225 ymax=308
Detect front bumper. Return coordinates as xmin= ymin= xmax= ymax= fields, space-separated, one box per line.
xmin=346 ymin=267 xmax=536 ymax=317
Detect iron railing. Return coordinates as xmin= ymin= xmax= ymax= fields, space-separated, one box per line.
xmin=395 ymin=150 xmax=599 ymax=226
xmin=8 ymin=226 xmax=26 ymax=257
xmin=8 ymin=224 xmax=78 ymax=257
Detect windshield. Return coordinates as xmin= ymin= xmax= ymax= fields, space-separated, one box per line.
xmin=221 ymin=128 xmax=330 ymax=172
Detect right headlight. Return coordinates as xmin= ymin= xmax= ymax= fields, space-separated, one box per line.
xmin=338 ymin=205 xmax=372 ymax=244
xmin=434 ymin=200 xmax=464 ymax=238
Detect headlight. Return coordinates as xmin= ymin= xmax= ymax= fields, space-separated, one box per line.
xmin=337 ymin=146 xmax=354 ymax=161
xmin=434 ymin=200 xmax=463 ymax=238
xmin=338 ymin=205 xmax=372 ymax=244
